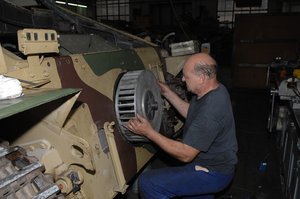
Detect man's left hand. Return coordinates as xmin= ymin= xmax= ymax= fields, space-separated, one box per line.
xmin=125 ymin=114 xmax=153 ymax=137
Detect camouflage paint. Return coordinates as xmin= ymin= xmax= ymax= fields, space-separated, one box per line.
xmin=0 ymin=88 xmax=80 ymax=120
xmin=54 ymin=56 xmax=137 ymax=182
xmin=83 ymin=50 xmax=144 ymax=76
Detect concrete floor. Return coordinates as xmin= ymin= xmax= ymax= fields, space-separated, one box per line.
xmin=218 ymin=88 xmax=283 ymax=199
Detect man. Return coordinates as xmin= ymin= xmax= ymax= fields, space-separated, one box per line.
xmin=125 ymin=53 xmax=238 ymax=199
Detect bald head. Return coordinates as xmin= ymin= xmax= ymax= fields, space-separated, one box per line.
xmin=185 ymin=53 xmax=217 ymax=79
xmin=182 ymin=53 xmax=219 ymax=97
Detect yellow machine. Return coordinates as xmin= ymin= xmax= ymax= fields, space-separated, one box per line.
xmin=0 ymin=28 xmax=189 ymax=199
xmin=0 ymin=1 xmax=196 ymax=198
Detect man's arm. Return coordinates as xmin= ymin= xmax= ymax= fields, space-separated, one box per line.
xmin=126 ymin=114 xmax=199 ymax=162
xmin=158 ymin=81 xmax=189 ymax=118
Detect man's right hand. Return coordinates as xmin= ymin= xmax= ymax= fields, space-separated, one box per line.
xmin=157 ymin=81 xmax=172 ymax=98
xmin=157 ymin=81 xmax=189 ymax=118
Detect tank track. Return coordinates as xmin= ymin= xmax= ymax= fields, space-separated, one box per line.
xmin=0 ymin=142 xmax=63 ymax=199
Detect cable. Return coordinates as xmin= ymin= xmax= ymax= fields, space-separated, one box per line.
xmin=168 ymin=0 xmax=190 ymax=41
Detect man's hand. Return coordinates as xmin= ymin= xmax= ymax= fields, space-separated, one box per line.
xmin=125 ymin=114 xmax=154 ymax=137
xmin=126 ymin=114 xmax=200 ymax=163
xmin=157 ymin=81 xmax=189 ymax=118
xmin=157 ymin=81 xmax=173 ymax=97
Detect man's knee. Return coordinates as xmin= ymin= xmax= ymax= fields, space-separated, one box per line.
xmin=138 ymin=171 xmax=152 ymax=191
xmin=138 ymin=172 xmax=146 ymax=188
xmin=138 ymin=169 xmax=162 ymax=188
xmin=138 ymin=171 xmax=168 ymax=199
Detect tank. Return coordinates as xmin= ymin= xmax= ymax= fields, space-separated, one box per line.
xmin=0 ymin=1 xmax=190 ymax=198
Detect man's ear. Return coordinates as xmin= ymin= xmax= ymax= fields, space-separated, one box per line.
xmin=198 ymin=73 xmax=206 ymax=84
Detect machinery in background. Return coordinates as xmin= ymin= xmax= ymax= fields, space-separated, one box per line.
xmin=267 ymin=57 xmax=300 ymax=199
xmin=267 ymin=57 xmax=299 ymax=132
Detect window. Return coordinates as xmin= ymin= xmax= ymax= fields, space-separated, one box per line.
xmin=217 ymin=0 xmax=268 ymax=28
xmin=96 ymin=0 xmax=130 ymax=21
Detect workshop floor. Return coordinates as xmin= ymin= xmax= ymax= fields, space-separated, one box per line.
xmin=217 ymin=88 xmax=284 ymax=199
xmin=118 ymin=87 xmax=284 ymax=199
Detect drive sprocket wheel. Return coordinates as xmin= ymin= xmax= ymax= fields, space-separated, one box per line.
xmin=115 ymin=70 xmax=162 ymax=143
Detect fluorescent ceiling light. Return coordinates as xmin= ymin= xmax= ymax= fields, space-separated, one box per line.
xmin=67 ymin=3 xmax=77 ymax=6
xmin=55 ymin=1 xmax=66 ymax=4
xmin=76 ymin=4 xmax=87 ymax=8
xmin=55 ymin=1 xmax=87 ymax=8
xmin=67 ymin=2 xmax=87 ymax=8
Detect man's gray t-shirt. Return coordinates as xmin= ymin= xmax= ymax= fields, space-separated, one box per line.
xmin=183 ymin=84 xmax=238 ymax=174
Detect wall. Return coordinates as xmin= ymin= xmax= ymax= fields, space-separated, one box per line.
xmin=233 ymin=14 xmax=300 ymax=88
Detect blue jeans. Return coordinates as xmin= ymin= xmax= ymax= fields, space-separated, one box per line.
xmin=138 ymin=163 xmax=234 ymax=199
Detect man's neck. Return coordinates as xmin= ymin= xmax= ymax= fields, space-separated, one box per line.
xmin=197 ymin=80 xmax=219 ymax=99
